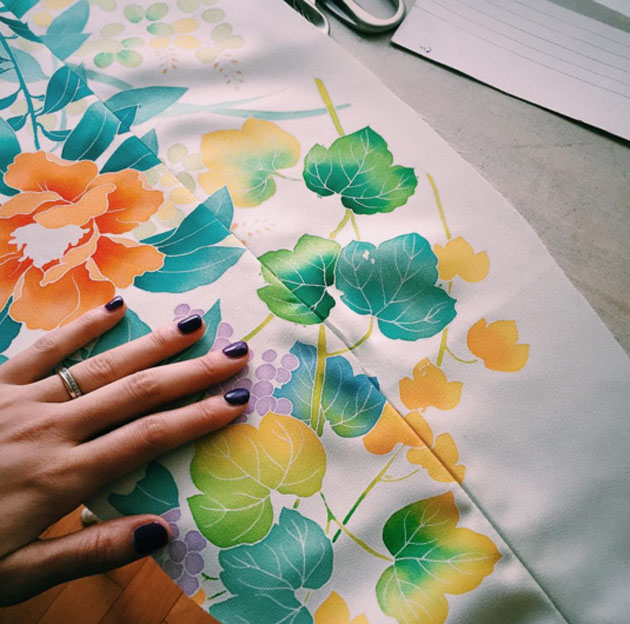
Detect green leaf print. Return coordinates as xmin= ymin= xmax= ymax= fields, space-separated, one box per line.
xmin=62 ymin=101 xmax=119 ymax=161
xmin=101 ymin=133 xmax=160 ymax=172
xmin=3 ymin=0 xmax=38 ymax=19
xmin=257 ymin=235 xmax=340 ymax=325
xmin=108 ymin=461 xmax=179 ymax=516
xmin=274 ymin=342 xmax=386 ymax=438
xmin=105 ymin=86 xmax=187 ymax=126
xmin=376 ymin=493 xmax=501 ymax=624
xmin=188 ymin=413 xmax=326 ymax=548
xmin=40 ymin=0 xmax=90 ymax=60
xmin=83 ymin=308 xmax=151 ymax=359
xmin=210 ymin=508 xmax=333 ymax=624
xmin=336 ymin=234 xmax=457 ymax=340
xmin=303 ymin=127 xmax=417 ymax=214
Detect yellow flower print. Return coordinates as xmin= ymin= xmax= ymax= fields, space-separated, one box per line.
xmin=467 ymin=318 xmax=530 ymax=372
xmin=399 ymin=358 xmax=463 ymax=412
xmin=434 ymin=236 xmax=489 ymax=283
xmin=314 ymin=591 xmax=369 ymax=624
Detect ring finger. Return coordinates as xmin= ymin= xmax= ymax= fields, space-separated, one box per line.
xmin=32 ymin=311 xmax=209 ymax=402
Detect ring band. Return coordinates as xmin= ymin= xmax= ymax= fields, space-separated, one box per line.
xmin=57 ymin=366 xmax=83 ymax=400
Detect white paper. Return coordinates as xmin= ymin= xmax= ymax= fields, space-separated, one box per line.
xmin=393 ymin=0 xmax=630 ymax=140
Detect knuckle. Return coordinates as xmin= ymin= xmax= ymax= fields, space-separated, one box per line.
xmin=195 ymin=398 xmax=218 ymax=421
xmin=138 ymin=417 xmax=170 ymax=454
xmin=32 ymin=333 xmax=60 ymax=358
xmin=196 ymin=353 xmax=221 ymax=378
xmin=125 ymin=370 xmax=159 ymax=403
xmin=81 ymin=528 xmax=116 ymax=571
xmin=84 ymin=350 xmax=117 ymax=384
xmin=149 ymin=327 xmax=173 ymax=352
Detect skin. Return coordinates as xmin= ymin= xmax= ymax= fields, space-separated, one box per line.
xmin=0 ymin=299 xmax=249 ymax=605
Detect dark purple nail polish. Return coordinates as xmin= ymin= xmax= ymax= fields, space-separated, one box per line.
xmin=133 ymin=522 xmax=169 ymax=555
xmin=104 ymin=296 xmax=124 ymax=311
xmin=177 ymin=314 xmax=202 ymax=334
xmin=224 ymin=388 xmax=250 ymax=405
xmin=222 ymin=341 xmax=248 ymax=358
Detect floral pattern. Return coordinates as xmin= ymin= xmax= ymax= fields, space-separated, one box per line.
xmin=0 ymin=1 xmax=569 ymax=622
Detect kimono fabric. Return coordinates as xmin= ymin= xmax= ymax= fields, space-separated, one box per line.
xmin=0 ymin=1 xmax=629 ymax=622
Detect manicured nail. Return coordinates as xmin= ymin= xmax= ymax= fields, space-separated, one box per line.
xmin=222 ymin=341 xmax=248 ymax=358
xmin=104 ymin=296 xmax=124 ymax=311
xmin=133 ymin=521 xmax=169 ymax=555
xmin=177 ymin=314 xmax=202 ymax=334
xmin=224 ymin=388 xmax=250 ymax=405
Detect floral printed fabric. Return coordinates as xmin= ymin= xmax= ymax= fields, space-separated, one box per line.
xmin=1 ymin=1 xmax=629 ymax=622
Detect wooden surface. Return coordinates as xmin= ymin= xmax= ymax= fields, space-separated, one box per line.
xmin=0 ymin=508 xmax=219 ymax=624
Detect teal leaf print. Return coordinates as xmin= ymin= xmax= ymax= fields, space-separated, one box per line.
xmin=42 ymin=65 xmax=91 ymax=114
xmin=2 ymin=0 xmax=38 ymax=19
xmin=274 ymin=342 xmax=386 ymax=438
xmin=0 ymin=47 xmax=47 ymax=82
xmin=108 ymin=461 xmax=179 ymax=516
xmin=336 ymin=234 xmax=457 ymax=340
xmin=0 ymin=298 xmax=21 ymax=355
xmin=205 ymin=186 xmax=234 ymax=230
xmin=210 ymin=508 xmax=333 ymax=624
xmin=115 ymin=105 xmax=138 ymax=134
xmin=303 ymin=127 xmax=417 ymax=215
xmin=105 ymin=86 xmax=187 ymax=126
xmin=376 ymin=493 xmax=501 ymax=624
xmin=82 ymin=308 xmax=151 ymax=360
xmin=0 ymin=116 xmax=19 ymax=195
xmin=0 ymin=90 xmax=19 ymax=110
xmin=62 ymin=101 xmax=119 ymax=161
xmin=40 ymin=0 xmax=90 ymax=60
xmin=135 ymin=191 xmax=243 ymax=293
xmin=257 ymin=235 xmax=340 ymax=325
xmin=40 ymin=127 xmax=71 ymax=141
xmin=7 ymin=114 xmax=26 ymax=131
xmin=0 ymin=16 xmax=40 ymax=42
xmin=101 ymin=133 xmax=160 ymax=172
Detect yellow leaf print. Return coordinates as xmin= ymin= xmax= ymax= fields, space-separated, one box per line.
xmin=363 ymin=403 xmax=419 ymax=455
xmin=467 ymin=318 xmax=530 ymax=372
xmin=399 ymin=358 xmax=462 ymax=412
xmin=434 ymin=236 xmax=489 ymax=282
xmin=363 ymin=408 xmax=465 ymax=483
xmin=314 ymin=591 xmax=369 ymax=624
xmin=199 ymin=118 xmax=300 ymax=207
xmin=406 ymin=414 xmax=466 ymax=484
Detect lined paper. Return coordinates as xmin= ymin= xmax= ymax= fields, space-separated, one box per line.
xmin=393 ymin=0 xmax=630 ymax=139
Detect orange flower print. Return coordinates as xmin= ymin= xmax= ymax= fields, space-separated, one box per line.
xmin=467 ymin=318 xmax=530 ymax=372
xmin=0 ymin=152 xmax=164 ymax=330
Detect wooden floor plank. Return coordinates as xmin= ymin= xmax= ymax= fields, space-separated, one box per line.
xmin=0 ymin=584 xmax=67 ymax=624
xmin=105 ymin=559 xmax=146 ymax=589
xmin=164 ymin=594 xmax=220 ymax=624
xmin=97 ymin=559 xmax=182 ymax=624
xmin=37 ymin=575 xmax=121 ymax=624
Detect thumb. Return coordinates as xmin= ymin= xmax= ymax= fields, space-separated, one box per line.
xmin=0 ymin=515 xmax=171 ymax=606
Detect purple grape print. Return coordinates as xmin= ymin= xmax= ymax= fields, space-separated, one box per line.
xmin=207 ymin=322 xmax=296 ymax=419
xmin=161 ymin=523 xmax=208 ymax=596
xmin=173 ymin=303 xmax=205 ymax=322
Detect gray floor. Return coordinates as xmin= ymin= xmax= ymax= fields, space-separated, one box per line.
xmin=327 ymin=0 xmax=630 ymax=353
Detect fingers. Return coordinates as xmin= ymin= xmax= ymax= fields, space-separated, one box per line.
xmin=31 ymin=313 xmax=207 ymax=403
xmin=0 ymin=514 xmax=170 ymax=606
xmin=0 ymin=296 xmax=126 ymax=386
xmin=74 ymin=391 xmax=249 ymax=488
xmin=65 ymin=343 xmax=249 ymax=441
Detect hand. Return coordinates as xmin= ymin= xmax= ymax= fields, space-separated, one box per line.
xmin=0 ymin=296 xmax=250 ymax=605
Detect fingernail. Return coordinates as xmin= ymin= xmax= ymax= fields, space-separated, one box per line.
xmin=178 ymin=314 xmax=202 ymax=334
xmin=222 ymin=341 xmax=248 ymax=358
xmin=133 ymin=521 xmax=169 ymax=555
xmin=224 ymin=388 xmax=250 ymax=405
xmin=104 ymin=296 xmax=124 ymax=311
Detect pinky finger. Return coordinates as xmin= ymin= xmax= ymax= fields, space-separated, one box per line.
xmin=74 ymin=389 xmax=250 ymax=489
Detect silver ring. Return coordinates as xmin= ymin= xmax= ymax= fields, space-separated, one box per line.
xmin=57 ymin=366 xmax=83 ymax=400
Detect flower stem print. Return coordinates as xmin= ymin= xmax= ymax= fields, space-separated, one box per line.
xmin=316 ymin=77 xmax=344 ymax=137
xmin=240 ymin=312 xmax=274 ymax=341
